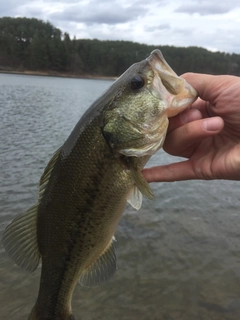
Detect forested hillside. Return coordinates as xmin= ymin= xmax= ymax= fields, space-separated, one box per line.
xmin=0 ymin=17 xmax=239 ymax=77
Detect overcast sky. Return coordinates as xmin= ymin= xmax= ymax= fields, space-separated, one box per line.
xmin=1 ymin=0 xmax=240 ymax=54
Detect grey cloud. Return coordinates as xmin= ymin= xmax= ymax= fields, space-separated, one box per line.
xmin=50 ymin=2 xmax=146 ymax=25
xmin=43 ymin=0 xmax=81 ymax=3
xmin=0 ymin=0 xmax=27 ymax=16
xmin=175 ymin=2 xmax=238 ymax=16
xmin=1 ymin=0 xmax=240 ymax=54
xmin=0 ymin=0 xmax=53 ymax=19
xmin=131 ymin=0 xmax=168 ymax=6
xmin=145 ymin=24 xmax=171 ymax=32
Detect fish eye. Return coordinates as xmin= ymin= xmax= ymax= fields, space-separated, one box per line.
xmin=130 ymin=75 xmax=145 ymax=90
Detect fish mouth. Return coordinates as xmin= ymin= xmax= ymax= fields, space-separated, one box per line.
xmin=147 ymin=49 xmax=198 ymax=117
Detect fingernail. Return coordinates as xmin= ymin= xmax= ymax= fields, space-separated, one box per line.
xmin=203 ymin=117 xmax=223 ymax=131
xmin=180 ymin=109 xmax=202 ymax=124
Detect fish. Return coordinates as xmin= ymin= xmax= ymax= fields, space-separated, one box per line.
xmin=2 ymin=49 xmax=197 ymax=320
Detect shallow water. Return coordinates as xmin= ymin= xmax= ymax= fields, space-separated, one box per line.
xmin=1 ymin=73 xmax=240 ymax=320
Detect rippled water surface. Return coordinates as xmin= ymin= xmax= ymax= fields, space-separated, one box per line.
xmin=1 ymin=73 xmax=240 ymax=320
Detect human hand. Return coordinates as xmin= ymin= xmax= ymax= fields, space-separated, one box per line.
xmin=143 ymin=73 xmax=240 ymax=182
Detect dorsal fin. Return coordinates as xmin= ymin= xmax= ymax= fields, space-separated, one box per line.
xmin=79 ymin=238 xmax=117 ymax=287
xmin=2 ymin=147 xmax=62 ymax=272
xmin=38 ymin=147 xmax=62 ymax=200
xmin=2 ymin=204 xmax=41 ymax=272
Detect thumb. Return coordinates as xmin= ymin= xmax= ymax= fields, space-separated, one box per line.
xmin=164 ymin=116 xmax=224 ymax=158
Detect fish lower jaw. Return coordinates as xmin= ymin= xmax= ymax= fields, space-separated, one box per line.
xmin=119 ymin=136 xmax=166 ymax=157
xmin=167 ymin=98 xmax=196 ymax=117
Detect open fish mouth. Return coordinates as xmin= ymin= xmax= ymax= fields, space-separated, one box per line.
xmin=147 ymin=49 xmax=198 ymax=116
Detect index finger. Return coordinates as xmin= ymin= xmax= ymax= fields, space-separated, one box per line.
xmin=181 ymin=73 xmax=234 ymax=103
xmin=167 ymin=107 xmax=202 ymax=133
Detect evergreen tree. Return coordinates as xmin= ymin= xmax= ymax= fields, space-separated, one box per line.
xmin=0 ymin=16 xmax=239 ymax=76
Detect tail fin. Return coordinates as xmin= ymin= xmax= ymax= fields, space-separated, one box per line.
xmin=28 ymin=305 xmax=75 ymax=320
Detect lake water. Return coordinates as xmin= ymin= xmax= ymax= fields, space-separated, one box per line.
xmin=1 ymin=73 xmax=240 ymax=320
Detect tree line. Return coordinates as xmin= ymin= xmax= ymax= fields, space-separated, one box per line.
xmin=0 ymin=17 xmax=239 ymax=77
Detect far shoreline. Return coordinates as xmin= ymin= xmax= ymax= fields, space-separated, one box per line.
xmin=0 ymin=69 xmax=117 ymax=81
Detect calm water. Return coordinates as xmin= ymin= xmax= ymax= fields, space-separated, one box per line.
xmin=1 ymin=73 xmax=240 ymax=320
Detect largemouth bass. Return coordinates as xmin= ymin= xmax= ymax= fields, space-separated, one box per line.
xmin=2 ymin=50 xmax=197 ymax=320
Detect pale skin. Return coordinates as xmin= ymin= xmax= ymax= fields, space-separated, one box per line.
xmin=143 ymin=73 xmax=240 ymax=182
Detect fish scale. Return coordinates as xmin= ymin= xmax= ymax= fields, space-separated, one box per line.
xmin=2 ymin=49 xmax=197 ymax=319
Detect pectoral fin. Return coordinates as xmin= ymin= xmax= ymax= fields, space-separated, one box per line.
xmin=2 ymin=204 xmax=41 ymax=272
xmin=79 ymin=238 xmax=117 ymax=287
xmin=127 ymin=185 xmax=142 ymax=210
xmin=128 ymin=160 xmax=154 ymax=200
